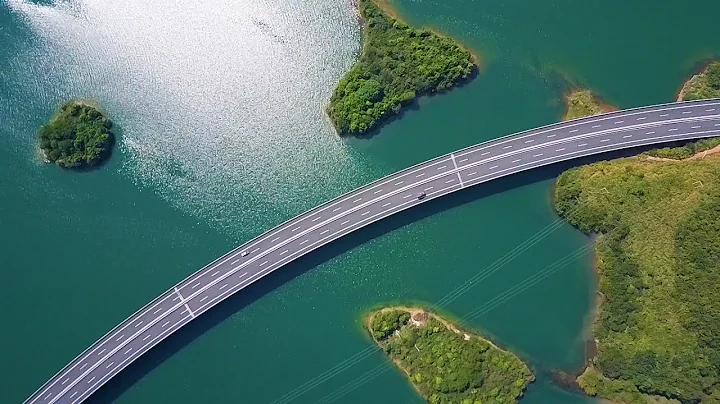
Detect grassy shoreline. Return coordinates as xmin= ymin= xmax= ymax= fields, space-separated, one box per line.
xmin=562 ymin=89 xmax=617 ymax=121
xmin=366 ymin=306 xmax=534 ymax=404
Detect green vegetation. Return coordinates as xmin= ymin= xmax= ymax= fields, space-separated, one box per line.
xmin=645 ymin=62 xmax=720 ymax=160
xmin=644 ymin=137 xmax=720 ymax=160
xmin=367 ymin=307 xmax=533 ymax=404
xmin=39 ymin=101 xmax=115 ymax=168
xmin=554 ymin=154 xmax=720 ymax=403
xmin=678 ymin=61 xmax=720 ymax=101
xmin=563 ymin=89 xmax=615 ymax=121
xmin=327 ymin=0 xmax=476 ymax=135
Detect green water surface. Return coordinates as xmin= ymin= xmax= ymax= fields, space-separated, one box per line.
xmin=2 ymin=0 xmax=719 ymax=403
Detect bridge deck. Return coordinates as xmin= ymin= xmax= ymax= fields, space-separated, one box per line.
xmin=25 ymin=99 xmax=720 ymax=404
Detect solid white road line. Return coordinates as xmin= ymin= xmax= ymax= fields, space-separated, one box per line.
xmin=192 ymin=183 xmax=461 ymax=315
xmin=42 ymin=107 xmax=720 ymax=404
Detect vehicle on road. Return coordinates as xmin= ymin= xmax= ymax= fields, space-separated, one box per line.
xmin=241 ymin=251 xmax=248 ymax=257
xmin=417 ymin=192 xmax=426 ymax=200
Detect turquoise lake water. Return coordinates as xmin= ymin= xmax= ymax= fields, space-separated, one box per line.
xmin=2 ymin=0 xmax=720 ymax=402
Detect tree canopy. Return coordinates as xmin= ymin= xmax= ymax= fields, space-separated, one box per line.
xmin=555 ymin=156 xmax=720 ymax=403
xmin=327 ymin=0 xmax=477 ymax=135
xmin=39 ymin=102 xmax=115 ymax=168
xmin=368 ymin=308 xmax=533 ymax=404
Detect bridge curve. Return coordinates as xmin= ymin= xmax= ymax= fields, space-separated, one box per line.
xmin=26 ymin=99 xmax=720 ymax=403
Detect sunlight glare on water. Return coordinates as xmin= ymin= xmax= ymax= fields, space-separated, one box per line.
xmin=6 ymin=0 xmax=369 ymax=236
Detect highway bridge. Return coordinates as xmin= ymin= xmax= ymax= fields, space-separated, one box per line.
xmin=26 ymin=99 xmax=720 ymax=403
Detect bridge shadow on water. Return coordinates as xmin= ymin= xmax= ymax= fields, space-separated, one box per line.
xmin=88 ymin=143 xmax=663 ymax=403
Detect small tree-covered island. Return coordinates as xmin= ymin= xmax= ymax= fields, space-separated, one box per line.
xmin=327 ymin=0 xmax=478 ymax=135
xmin=552 ymin=67 xmax=720 ymax=403
xmin=367 ymin=307 xmax=534 ymax=404
xmin=39 ymin=101 xmax=115 ymax=169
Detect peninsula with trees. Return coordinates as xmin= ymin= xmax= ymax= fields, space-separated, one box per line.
xmin=366 ymin=306 xmax=534 ymax=404
xmin=552 ymin=64 xmax=720 ymax=403
xmin=39 ymin=101 xmax=115 ymax=169
xmin=327 ymin=0 xmax=478 ymax=135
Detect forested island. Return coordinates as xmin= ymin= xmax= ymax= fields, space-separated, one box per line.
xmin=553 ymin=73 xmax=720 ymax=403
xmin=367 ymin=307 xmax=534 ymax=404
xmin=39 ymin=101 xmax=115 ymax=169
xmin=326 ymin=0 xmax=477 ymax=135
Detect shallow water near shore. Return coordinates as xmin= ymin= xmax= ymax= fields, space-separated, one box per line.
xmin=2 ymin=0 xmax=720 ymax=403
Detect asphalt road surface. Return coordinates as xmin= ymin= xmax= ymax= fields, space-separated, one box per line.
xmin=26 ymin=99 xmax=720 ymax=404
